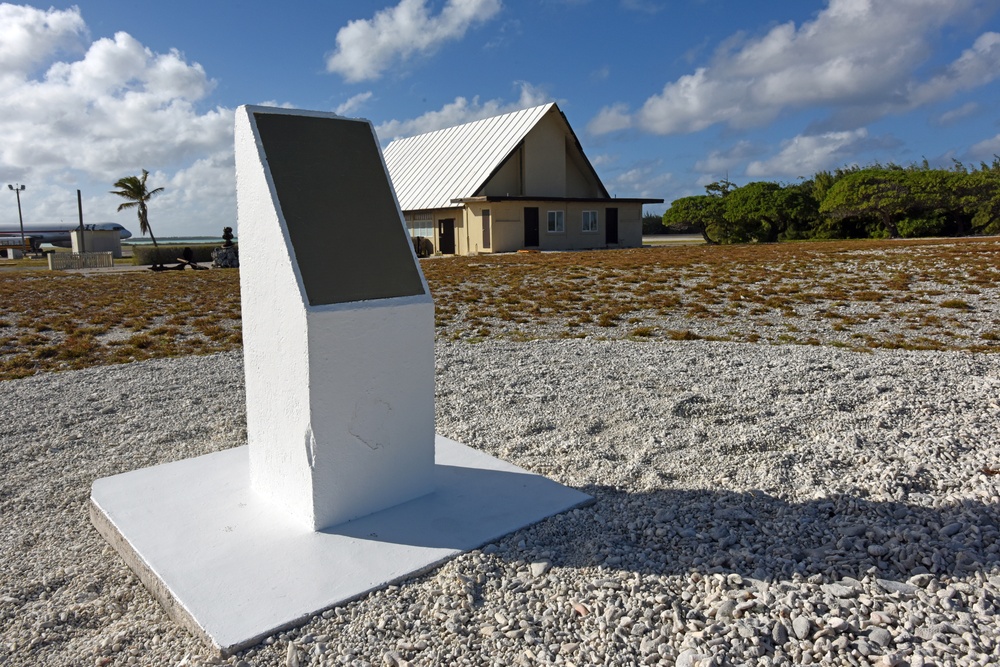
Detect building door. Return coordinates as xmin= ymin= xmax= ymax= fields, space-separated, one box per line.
xmin=605 ymin=207 xmax=619 ymax=245
xmin=524 ymin=207 xmax=539 ymax=247
xmin=438 ymin=219 xmax=456 ymax=254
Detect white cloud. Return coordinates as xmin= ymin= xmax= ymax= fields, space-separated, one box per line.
xmin=586 ymin=103 xmax=632 ymax=135
xmin=0 ymin=4 xmax=85 ymax=74
xmin=484 ymin=18 xmax=522 ymax=50
xmin=326 ymin=0 xmax=503 ymax=83
xmin=590 ymin=65 xmax=610 ymax=82
xmin=604 ymin=159 xmax=672 ymax=199
xmin=159 ymin=150 xmax=236 ymax=234
xmin=589 ymin=153 xmax=618 ymax=167
xmin=256 ymin=100 xmax=296 ymax=109
xmin=375 ymin=82 xmax=549 ymax=141
xmin=935 ymin=101 xmax=980 ymax=125
xmin=590 ymin=0 xmax=999 ymax=136
xmin=694 ymin=140 xmax=763 ymax=174
xmin=746 ymin=129 xmax=869 ymax=177
xmin=335 ymin=91 xmax=374 ymax=116
xmin=911 ymin=31 xmax=1000 ymax=106
xmin=0 ymin=6 xmax=234 ymax=235
xmin=620 ymin=0 xmax=663 ymax=14
xmin=969 ymin=134 xmax=1000 ymax=160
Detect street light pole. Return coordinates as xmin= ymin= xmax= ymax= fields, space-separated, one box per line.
xmin=7 ymin=184 xmax=26 ymax=255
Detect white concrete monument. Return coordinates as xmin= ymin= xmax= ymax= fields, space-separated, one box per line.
xmin=238 ymin=107 xmax=436 ymax=530
xmin=90 ymin=106 xmax=592 ymax=656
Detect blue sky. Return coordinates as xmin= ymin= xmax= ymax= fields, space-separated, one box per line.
xmin=1 ymin=0 xmax=999 ymax=236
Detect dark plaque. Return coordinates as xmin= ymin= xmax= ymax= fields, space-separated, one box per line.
xmin=253 ymin=112 xmax=426 ymax=306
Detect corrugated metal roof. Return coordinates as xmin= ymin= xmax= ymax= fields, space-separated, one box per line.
xmin=383 ymin=103 xmax=555 ymax=211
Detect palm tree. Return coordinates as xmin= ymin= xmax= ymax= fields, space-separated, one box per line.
xmin=110 ymin=169 xmax=164 ymax=251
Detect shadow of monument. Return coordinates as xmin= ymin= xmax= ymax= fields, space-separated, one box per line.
xmin=524 ymin=484 xmax=999 ymax=585
xmin=320 ymin=463 xmax=590 ymax=549
xmin=318 ymin=468 xmax=998 ymax=585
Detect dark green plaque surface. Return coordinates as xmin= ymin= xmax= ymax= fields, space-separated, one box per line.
xmin=254 ymin=112 xmax=425 ymax=306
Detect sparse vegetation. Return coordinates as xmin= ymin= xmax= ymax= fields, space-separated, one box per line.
xmin=421 ymin=237 xmax=1000 ymax=352
xmin=0 ymin=271 xmax=240 ymax=379
xmin=1 ymin=236 xmax=999 ymax=380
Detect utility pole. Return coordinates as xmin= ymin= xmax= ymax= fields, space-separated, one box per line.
xmin=7 ymin=184 xmax=26 ymax=255
xmin=77 ymin=189 xmax=85 ymax=254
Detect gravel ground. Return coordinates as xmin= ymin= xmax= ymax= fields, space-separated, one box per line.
xmin=1 ymin=339 xmax=999 ymax=666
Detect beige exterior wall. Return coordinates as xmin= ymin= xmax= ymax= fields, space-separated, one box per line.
xmin=565 ymin=162 xmax=592 ymax=198
xmin=537 ymin=202 xmax=595 ymax=251
xmin=461 ymin=202 xmax=494 ymax=255
xmin=474 ymin=110 xmax=607 ymax=203
xmin=484 ymin=202 xmax=525 ymax=253
xmin=405 ymin=201 xmax=643 ymax=255
xmin=618 ymin=203 xmax=643 ymax=248
xmin=481 ymin=148 xmax=522 ymax=197
xmin=565 ymin=145 xmax=602 ymax=198
xmin=523 ymin=113 xmax=566 ymax=196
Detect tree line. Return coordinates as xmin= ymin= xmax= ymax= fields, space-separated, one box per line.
xmin=647 ymin=159 xmax=1000 ymax=243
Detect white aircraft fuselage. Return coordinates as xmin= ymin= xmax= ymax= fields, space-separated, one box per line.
xmin=0 ymin=223 xmax=132 ymax=251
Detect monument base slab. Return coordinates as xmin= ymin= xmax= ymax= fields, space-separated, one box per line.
xmin=90 ymin=436 xmax=592 ymax=656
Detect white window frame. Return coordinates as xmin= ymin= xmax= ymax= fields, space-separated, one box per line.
xmin=547 ymin=210 xmax=565 ymax=234
xmin=582 ymin=210 xmax=599 ymax=233
xmin=406 ymin=213 xmax=434 ymax=240
xmin=482 ymin=208 xmax=491 ymax=249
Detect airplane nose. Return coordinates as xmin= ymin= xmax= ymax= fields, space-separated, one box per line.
xmin=122 ymin=229 xmax=132 ymax=238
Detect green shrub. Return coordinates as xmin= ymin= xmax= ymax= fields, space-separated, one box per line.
xmin=665 ymin=329 xmax=703 ymax=340
xmin=898 ymin=216 xmax=946 ymax=238
xmin=131 ymin=244 xmax=218 ymax=266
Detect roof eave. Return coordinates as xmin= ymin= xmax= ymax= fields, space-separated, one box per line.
xmin=450 ymin=196 xmax=664 ymax=204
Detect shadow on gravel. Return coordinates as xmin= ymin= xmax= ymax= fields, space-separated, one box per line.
xmin=528 ymin=485 xmax=999 ymax=585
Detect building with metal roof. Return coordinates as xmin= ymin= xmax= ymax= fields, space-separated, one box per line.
xmin=383 ymin=103 xmax=661 ymax=255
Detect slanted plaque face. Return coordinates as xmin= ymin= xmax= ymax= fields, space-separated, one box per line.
xmin=253 ymin=112 xmax=426 ymax=306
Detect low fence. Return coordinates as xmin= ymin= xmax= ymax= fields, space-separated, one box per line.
xmin=48 ymin=252 xmax=114 ymax=270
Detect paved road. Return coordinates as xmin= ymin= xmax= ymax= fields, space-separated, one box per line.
xmin=642 ymin=233 xmax=705 ymax=246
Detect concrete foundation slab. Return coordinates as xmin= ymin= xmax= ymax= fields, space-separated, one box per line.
xmin=90 ymin=435 xmax=592 ymax=656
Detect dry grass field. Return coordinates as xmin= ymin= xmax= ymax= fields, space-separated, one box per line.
xmin=0 ymin=271 xmax=242 ymax=380
xmin=1 ymin=237 xmax=999 ymax=381
xmin=425 ymin=237 xmax=1000 ymax=348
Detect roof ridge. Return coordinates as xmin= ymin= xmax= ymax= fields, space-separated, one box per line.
xmin=390 ymin=102 xmax=554 ymax=144
xmin=383 ymin=104 xmax=557 ymax=211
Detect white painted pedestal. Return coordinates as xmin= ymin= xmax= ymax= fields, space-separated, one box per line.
xmin=91 ymin=436 xmax=591 ymax=655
